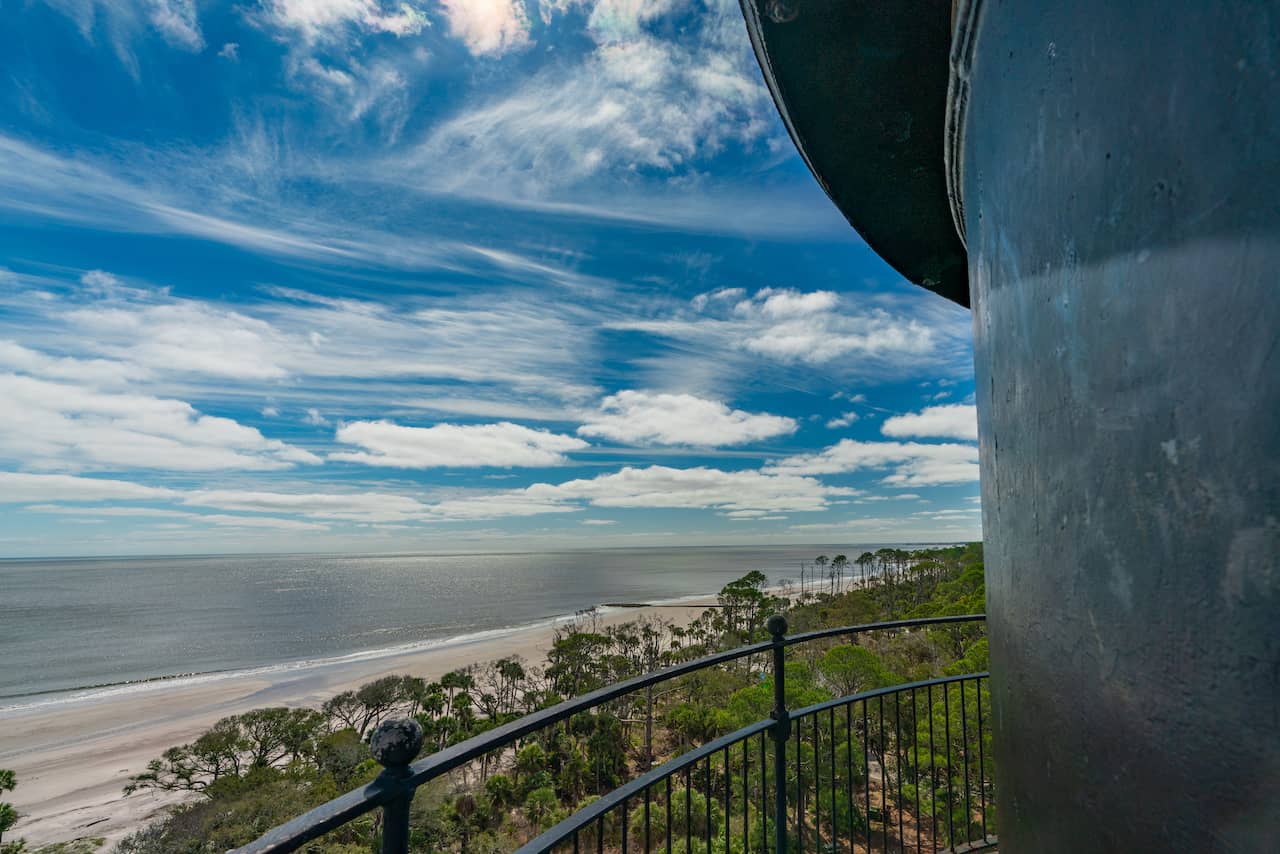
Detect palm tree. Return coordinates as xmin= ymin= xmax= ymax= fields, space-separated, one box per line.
xmin=815 ymin=555 xmax=830 ymax=595
xmin=832 ymin=554 xmax=848 ymax=593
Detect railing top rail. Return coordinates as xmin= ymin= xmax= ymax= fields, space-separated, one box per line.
xmin=517 ymin=718 xmax=776 ymax=854
xmin=233 ymin=613 xmax=986 ymax=853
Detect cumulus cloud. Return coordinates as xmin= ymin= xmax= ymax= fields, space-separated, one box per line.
xmin=577 ymin=391 xmax=795 ymax=447
xmin=825 ymin=412 xmax=859 ymax=429
xmin=439 ymin=0 xmax=531 ymax=55
xmin=331 ymin=420 xmax=588 ymax=467
xmin=881 ymin=404 xmax=978 ymax=441
xmin=0 ymin=374 xmax=320 ymax=472
xmin=766 ymin=440 xmax=979 ymax=487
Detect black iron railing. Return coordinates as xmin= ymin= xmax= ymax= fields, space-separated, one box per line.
xmin=234 ymin=615 xmax=993 ymax=854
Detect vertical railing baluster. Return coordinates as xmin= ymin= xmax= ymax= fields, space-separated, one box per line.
xmin=666 ymin=774 xmax=673 ymax=854
xmin=928 ymin=685 xmax=937 ymax=854
xmin=862 ymin=700 xmax=871 ymax=853
xmin=760 ymin=732 xmax=767 ymax=854
xmin=839 ymin=706 xmax=849 ymax=850
xmin=943 ymin=683 xmax=953 ymax=847
xmin=960 ymin=679 xmax=971 ymax=844
xmin=724 ymin=746 xmax=732 ymax=854
xmin=912 ymin=688 xmax=920 ymax=854
xmin=705 ymin=757 xmax=712 ymax=854
xmin=795 ymin=720 xmax=803 ymax=854
xmin=743 ymin=737 xmax=750 ymax=854
xmin=768 ymin=615 xmax=790 ymax=854
xmin=645 ymin=784 xmax=652 ymax=854
xmin=817 ymin=712 xmax=824 ymax=850
xmin=368 ymin=718 xmax=424 ymax=854
xmin=685 ymin=767 xmax=692 ymax=854
xmin=879 ymin=695 xmax=887 ymax=854
xmin=622 ymin=796 xmax=629 ymax=854
xmin=894 ymin=692 xmax=904 ymax=853
xmin=977 ymin=677 xmax=987 ymax=843
xmin=828 ymin=707 xmax=836 ymax=854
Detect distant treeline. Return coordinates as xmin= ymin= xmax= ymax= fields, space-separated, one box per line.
xmin=83 ymin=543 xmax=989 ymax=854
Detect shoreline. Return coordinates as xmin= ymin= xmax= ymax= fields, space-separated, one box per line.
xmin=0 ymin=597 xmax=724 ymax=848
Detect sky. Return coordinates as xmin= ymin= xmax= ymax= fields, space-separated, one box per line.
xmin=0 ymin=0 xmax=981 ymax=557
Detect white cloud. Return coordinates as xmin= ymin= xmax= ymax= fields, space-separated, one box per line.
xmin=0 ymin=340 xmax=143 ymax=385
xmin=690 ymin=287 xmax=744 ymax=312
xmin=408 ymin=16 xmax=772 ymax=199
xmin=766 ymin=440 xmax=979 ymax=486
xmin=331 ymin=420 xmax=588 ymax=467
xmin=40 ymin=284 xmax=598 ymax=402
xmin=218 ymin=42 xmax=240 ymax=60
xmin=23 ymin=503 xmax=328 ymax=530
xmin=825 ymin=411 xmax=859 ymax=429
xmin=183 ymin=489 xmax=429 ymax=523
xmin=881 ymin=404 xmax=978 ymax=441
xmin=149 ymin=0 xmax=204 ymax=50
xmin=304 ymin=408 xmax=330 ymax=426
xmin=533 ymin=465 xmax=849 ymax=513
xmin=420 ymin=464 xmax=854 ymax=521
xmin=580 ymin=519 xmax=616 ymax=526
xmin=0 ymin=472 xmax=177 ymax=503
xmin=584 ymin=0 xmax=684 ymax=42
xmin=611 ymin=288 xmax=959 ymax=376
xmin=265 ymin=0 xmax=428 ymax=37
xmin=577 ymin=391 xmax=795 ymax=447
xmin=439 ymin=0 xmax=530 ymax=55
xmin=0 ymin=374 xmax=320 ymax=472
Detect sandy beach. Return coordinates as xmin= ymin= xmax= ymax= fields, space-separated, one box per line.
xmin=0 ymin=601 xmax=716 ymax=848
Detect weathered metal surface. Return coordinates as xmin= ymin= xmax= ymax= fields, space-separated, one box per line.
xmin=739 ymin=0 xmax=969 ymax=306
xmin=958 ymin=0 xmax=1280 ymax=848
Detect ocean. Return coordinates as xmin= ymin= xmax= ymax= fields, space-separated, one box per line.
xmin=0 ymin=544 xmax=930 ymax=706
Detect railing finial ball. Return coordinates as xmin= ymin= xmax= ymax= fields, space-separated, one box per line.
xmin=369 ymin=718 xmax=424 ymax=768
xmin=766 ymin=613 xmax=788 ymax=639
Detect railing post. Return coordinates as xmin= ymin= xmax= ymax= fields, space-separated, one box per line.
xmin=369 ymin=718 xmax=425 ymax=854
xmin=767 ymin=614 xmax=789 ymax=854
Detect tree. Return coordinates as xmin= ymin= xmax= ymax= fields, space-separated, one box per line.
xmin=817 ymin=645 xmax=899 ymax=697
xmin=126 ymin=709 xmax=325 ymax=795
xmin=523 ymin=787 xmax=559 ymax=828
xmin=815 ymin=555 xmax=830 ymax=595
xmin=0 ymin=769 xmax=17 ymax=845
xmin=832 ymin=554 xmax=849 ymax=593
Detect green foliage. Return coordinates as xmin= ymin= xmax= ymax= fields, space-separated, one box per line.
xmin=521 ymin=787 xmax=558 ymax=828
xmin=0 ymin=770 xmax=14 ymax=846
xmin=817 ymin=645 xmax=899 ymax=696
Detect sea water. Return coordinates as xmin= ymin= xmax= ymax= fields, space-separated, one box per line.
xmin=0 ymin=544 xmax=932 ymax=704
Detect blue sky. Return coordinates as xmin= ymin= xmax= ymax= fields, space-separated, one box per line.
xmin=0 ymin=0 xmax=980 ymax=557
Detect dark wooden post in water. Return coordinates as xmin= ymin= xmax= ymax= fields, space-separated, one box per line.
xmin=368 ymin=718 xmax=424 ymax=854
xmin=767 ymin=614 xmax=789 ymax=854
xmin=741 ymin=0 xmax=1279 ymax=848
